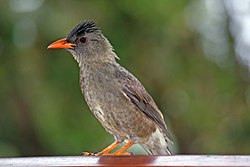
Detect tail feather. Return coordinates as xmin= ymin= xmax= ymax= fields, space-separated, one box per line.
xmin=140 ymin=128 xmax=173 ymax=155
xmin=143 ymin=144 xmax=172 ymax=155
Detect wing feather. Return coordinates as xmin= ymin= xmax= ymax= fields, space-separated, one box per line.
xmin=115 ymin=66 xmax=172 ymax=141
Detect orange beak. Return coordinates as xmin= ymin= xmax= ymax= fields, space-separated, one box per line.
xmin=47 ymin=38 xmax=76 ymax=49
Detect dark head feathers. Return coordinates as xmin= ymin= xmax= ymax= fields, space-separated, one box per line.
xmin=67 ymin=21 xmax=100 ymax=40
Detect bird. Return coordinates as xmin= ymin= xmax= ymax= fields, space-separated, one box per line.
xmin=47 ymin=21 xmax=173 ymax=155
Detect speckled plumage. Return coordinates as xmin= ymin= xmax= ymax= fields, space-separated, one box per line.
xmin=50 ymin=21 xmax=173 ymax=155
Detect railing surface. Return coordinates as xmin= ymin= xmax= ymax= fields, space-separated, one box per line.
xmin=0 ymin=155 xmax=250 ymax=167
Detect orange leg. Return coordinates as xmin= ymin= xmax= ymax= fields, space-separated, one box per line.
xmin=96 ymin=141 xmax=120 ymax=155
xmin=111 ymin=140 xmax=134 ymax=156
xmin=82 ymin=141 xmax=121 ymax=156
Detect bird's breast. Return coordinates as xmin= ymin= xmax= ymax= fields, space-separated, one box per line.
xmin=79 ymin=66 xmax=120 ymax=119
xmin=79 ymin=63 xmax=157 ymax=140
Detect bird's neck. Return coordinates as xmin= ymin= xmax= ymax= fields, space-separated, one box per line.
xmin=78 ymin=54 xmax=119 ymax=93
xmin=77 ymin=51 xmax=118 ymax=67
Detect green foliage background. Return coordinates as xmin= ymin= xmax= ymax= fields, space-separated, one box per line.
xmin=0 ymin=0 xmax=250 ymax=157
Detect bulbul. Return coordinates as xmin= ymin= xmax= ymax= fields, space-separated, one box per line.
xmin=47 ymin=21 xmax=173 ymax=155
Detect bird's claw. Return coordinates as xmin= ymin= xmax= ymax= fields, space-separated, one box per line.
xmin=81 ymin=151 xmax=103 ymax=156
xmin=81 ymin=152 xmax=95 ymax=156
xmin=81 ymin=151 xmax=133 ymax=156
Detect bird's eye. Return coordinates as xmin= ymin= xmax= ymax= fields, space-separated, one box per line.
xmin=80 ymin=37 xmax=87 ymax=43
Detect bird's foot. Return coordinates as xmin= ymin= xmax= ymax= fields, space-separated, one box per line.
xmin=81 ymin=140 xmax=134 ymax=156
xmin=81 ymin=152 xmax=98 ymax=156
xmin=81 ymin=151 xmax=134 ymax=156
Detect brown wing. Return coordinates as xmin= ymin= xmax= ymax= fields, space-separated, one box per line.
xmin=115 ymin=66 xmax=172 ymax=141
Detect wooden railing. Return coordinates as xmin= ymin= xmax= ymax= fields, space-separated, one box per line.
xmin=0 ymin=155 xmax=250 ymax=166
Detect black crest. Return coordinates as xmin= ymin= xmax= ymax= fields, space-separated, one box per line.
xmin=67 ymin=21 xmax=99 ymax=40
